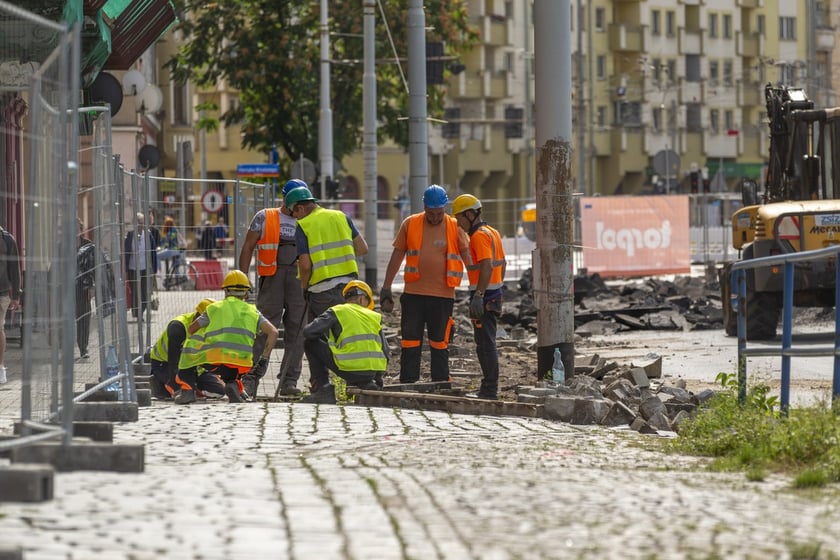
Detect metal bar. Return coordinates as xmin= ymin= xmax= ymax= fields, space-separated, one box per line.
xmin=835 ymin=256 xmax=840 ymax=401
xmin=780 ymin=261 xmax=794 ymax=414
xmin=735 ymin=268 xmax=747 ymax=403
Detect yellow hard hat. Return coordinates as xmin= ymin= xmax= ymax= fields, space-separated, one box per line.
xmin=452 ymin=194 xmax=481 ymax=215
xmin=222 ymin=270 xmax=251 ymax=291
xmin=195 ymin=298 xmax=215 ymax=315
xmin=342 ymin=280 xmax=374 ymax=309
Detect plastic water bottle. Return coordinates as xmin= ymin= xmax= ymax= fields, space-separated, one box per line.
xmin=105 ymin=345 xmax=120 ymax=392
xmin=551 ymin=348 xmax=565 ymax=383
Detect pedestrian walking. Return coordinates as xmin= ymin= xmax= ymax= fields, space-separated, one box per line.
xmin=379 ymin=184 xmax=471 ymax=384
xmin=198 ymin=220 xmax=216 ymax=259
xmin=176 ymin=270 xmax=278 ymax=404
xmin=76 ymin=219 xmax=95 ymax=359
xmin=302 ymin=280 xmax=388 ymax=404
xmin=452 ymin=194 xmax=507 ymax=400
xmin=148 ymin=298 xmax=223 ymax=400
xmin=157 ymin=215 xmax=185 ymax=275
xmin=238 ymin=179 xmax=308 ymax=397
xmin=0 ymin=224 xmax=20 ymax=384
xmin=284 ymin=184 xmax=368 ymax=321
xmin=123 ymin=212 xmax=158 ymax=319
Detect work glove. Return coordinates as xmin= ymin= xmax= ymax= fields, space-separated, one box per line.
xmin=469 ymin=293 xmax=485 ymax=320
xmin=250 ymin=356 xmax=269 ymax=379
xmin=380 ymin=286 xmax=394 ymax=313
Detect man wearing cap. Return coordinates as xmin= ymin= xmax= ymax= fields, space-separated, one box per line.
xmin=238 ymin=179 xmax=307 ymax=397
xmin=379 ymin=185 xmax=471 ymax=384
xmin=284 ymin=185 xmax=368 ymax=321
xmin=452 ymin=194 xmax=507 ymax=400
xmin=301 ymin=280 xmax=388 ymax=404
xmin=149 ymin=298 xmax=225 ymax=400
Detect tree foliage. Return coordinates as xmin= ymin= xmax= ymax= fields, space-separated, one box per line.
xmin=166 ymin=0 xmax=479 ymax=174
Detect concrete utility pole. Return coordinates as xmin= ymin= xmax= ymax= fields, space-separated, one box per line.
xmin=407 ymin=0 xmax=429 ymax=213
xmin=319 ymin=0 xmax=333 ymax=200
xmin=575 ymin=0 xmax=585 ymax=194
xmin=363 ymin=0 xmax=378 ymax=286
xmin=534 ymin=0 xmax=575 ymax=378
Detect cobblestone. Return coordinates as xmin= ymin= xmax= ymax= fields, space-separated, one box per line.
xmin=2 ymin=398 xmax=840 ymax=559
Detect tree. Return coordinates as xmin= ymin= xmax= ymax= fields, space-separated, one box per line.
xmin=166 ymin=0 xmax=479 ymax=172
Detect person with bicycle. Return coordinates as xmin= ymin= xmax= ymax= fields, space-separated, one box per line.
xmin=176 ymin=270 xmax=278 ymax=404
xmin=158 ymin=216 xmax=184 ymax=272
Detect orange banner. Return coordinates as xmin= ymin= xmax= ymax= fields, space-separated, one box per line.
xmin=580 ymin=196 xmax=690 ymax=277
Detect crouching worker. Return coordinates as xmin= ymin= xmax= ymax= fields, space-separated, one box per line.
xmin=176 ymin=270 xmax=278 ymax=404
xmin=301 ymin=280 xmax=388 ymax=404
xmin=150 ymin=298 xmax=224 ymax=400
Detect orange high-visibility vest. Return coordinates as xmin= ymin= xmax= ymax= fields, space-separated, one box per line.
xmin=256 ymin=208 xmax=281 ymax=276
xmin=403 ymin=213 xmax=463 ymax=287
xmin=466 ymin=224 xmax=505 ymax=291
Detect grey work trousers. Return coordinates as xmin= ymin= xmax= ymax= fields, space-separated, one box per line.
xmin=253 ymin=264 xmax=306 ymax=385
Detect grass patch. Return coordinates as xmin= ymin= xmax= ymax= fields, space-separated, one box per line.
xmin=670 ymin=372 xmax=840 ymax=487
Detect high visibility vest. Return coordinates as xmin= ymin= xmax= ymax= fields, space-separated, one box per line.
xmin=256 ymin=208 xmax=281 ymax=276
xmin=466 ymin=224 xmax=506 ymax=291
xmin=329 ymin=303 xmax=388 ymax=372
xmin=297 ymin=207 xmax=358 ymax=286
xmin=150 ymin=312 xmax=193 ymax=362
xmin=403 ymin=213 xmax=464 ymax=287
xmin=179 ymin=297 xmax=259 ymax=370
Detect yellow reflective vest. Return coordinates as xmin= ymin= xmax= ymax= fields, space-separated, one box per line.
xmin=179 ymin=297 xmax=259 ymax=370
xmin=329 ymin=303 xmax=387 ymax=372
xmin=297 ymin=207 xmax=357 ymax=286
xmin=150 ymin=312 xmax=193 ymax=362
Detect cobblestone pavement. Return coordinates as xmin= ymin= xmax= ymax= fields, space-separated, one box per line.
xmin=3 ymin=399 xmax=840 ymax=559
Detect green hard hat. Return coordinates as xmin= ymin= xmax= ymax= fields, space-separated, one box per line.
xmin=284 ymin=186 xmax=317 ymax=210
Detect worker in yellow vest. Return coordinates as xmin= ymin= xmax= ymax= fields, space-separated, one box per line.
xmin=149 ymin=298 xmax=225 ymax=400
xmin=176 ymin=270 xmax=278 ymax=404
xmin=452 ymin=194 xmax=507 ymax=400
xmin=301 ymin=280 xmax=388 ymax=404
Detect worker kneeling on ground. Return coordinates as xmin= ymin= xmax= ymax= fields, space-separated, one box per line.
xmin=175 ymin=270 xmax=278 ymax=404
xmin=301 ymin=280 xmax=388 ymax=404
xmin=150 ymin=298 xmax=226 ymax=400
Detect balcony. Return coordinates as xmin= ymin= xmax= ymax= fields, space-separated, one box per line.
xmin=816 ymin=27 xmax=835 ymax=51
xmin=592 ymin=130 xmax=611 ymax=155
xmin=679 ymin=28 xmax=702 ymax=55
xmin=485 ymin=71 xmax=508 ymax=99
xmin=736 ymin=0 xmax=763 ymax=7
xmin=484 ymin=14 xmax=508 ymax=47
xmin=737 ymin=32 xmax=760 ymax=58
xmin=740 ymin=82 xmax=763 ymax=106
xmin=679 ymin=80 xmax=703 ymax=104
xmin=608 ymin=23 xmax=644 ymax=52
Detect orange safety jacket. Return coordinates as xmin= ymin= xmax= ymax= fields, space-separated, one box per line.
xmin=256 ymin=208 xmax=281 ymax=277
xmin=466 ymin=224 xmax=505 ymax=292
xmin=403 ymin=213 xmax=463 ymax=287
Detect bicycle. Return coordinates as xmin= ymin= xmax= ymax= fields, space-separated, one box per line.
xmin=161 ymin=252 xmax=198 ymax=291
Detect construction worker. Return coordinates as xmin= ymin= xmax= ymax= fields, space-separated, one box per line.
xmin=301 ymin=280 xmax=389 ymax=404
xmin=238 ymin=178 xmax=307 ymax=398
xmin=149 ymin=298 xmax=225 ymax=400
xmin=452 ymin=194 xmax=507 ymax=400
xmin=175 ymin=270 xmax=278 ymax=404
xmin=379 ymin=184 xmax=471 ymax=384
xmin=284 ymin=185 xmax=368 ymax=321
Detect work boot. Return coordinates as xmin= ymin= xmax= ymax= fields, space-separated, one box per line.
xmin=150 ymin=377 xmax=171 ymax=400
xmin=357 ymin=380 xmax=381 ymax=391
xmin=279 ymin=383 xmax=302 ymax=396
xmin=174 ymin=389 xmax=196 ymax=405
xmin=374 ymin=373 xmax=384 ymax=389
xmin=301 ymin=383 xmax=337 ymax=405
xmin=225 ymin=382 xmax=245 ymax=403
xmin=241 ymin=374 xmax=259 ymax=398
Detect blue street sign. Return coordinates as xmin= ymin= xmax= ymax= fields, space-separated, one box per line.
xmin=237 ymin=163 xmax=279 ymax=177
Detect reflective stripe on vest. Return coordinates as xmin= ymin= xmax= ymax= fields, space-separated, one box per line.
xmin=403 ymin=213 xmax=464 ymax=287
xmin=465 ymin=224 xmax=506 ymax=291
xmin=298 ymin=207 xmax=358 ymax=286
xmin=150 ymin=312 xmax=193 ymax=362
xmin=256 ymin=208 xmax=281 ymax=276
xmin=179 ymin=297 xmax=259 ymax=369
xmin=328 ymin=303 xmax=387 ymax=372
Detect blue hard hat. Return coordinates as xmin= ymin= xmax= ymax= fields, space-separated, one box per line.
xmin=283 ymin=179 xmax=308 ymax=196
xmin=423 ymin=184 xmax=448 ymax=208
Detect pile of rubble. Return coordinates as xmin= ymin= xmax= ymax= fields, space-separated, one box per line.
xmin=515 ymin=353 xmax=717 ymax=434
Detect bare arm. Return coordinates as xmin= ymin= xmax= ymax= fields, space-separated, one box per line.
xmin=353 ymin=233 xmax=369 ymax=256
xmin=381 ymin=248 xmax=407 ymax=289
xmin=238 ymin=229 xmax=261 ymax=273
xmin=259 ymin=320 xmax=279 ymax=358
xmin=298 ymin=254 xmax=313 ymax=291
xmin=187 ymin=319 xmax=201 ymax=335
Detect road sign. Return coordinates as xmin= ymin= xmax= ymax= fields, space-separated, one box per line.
xmin=201 ymin=190 xmax=224 ymax=213
xmin=289 ymin=157 xmax=316 ymax=185
xmin=236 ymin=163 xmax=279 ymax=177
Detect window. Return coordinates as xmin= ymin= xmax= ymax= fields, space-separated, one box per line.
xmin=757 ymin=15 xmax=765 ymax=36
xmin=780 ymin=16 xmax=796 ymax=40
xmin=708 ymin=13 xmax=718 ymax=38
xmin=504 ymin=52 xmax=515 ymax=74
xmin=597 ymin=106 xmax=606 ymax=128
xmin=686 ymin=103 xmax=702 ymax=132
xmin=779 ymin=63 xmax=795 ymax=84
xmin=709 ymin=60 xmax=719 ymax=84
xmin=666 ymin=11 xmax=675 ymax=37
xmin=725 ymin=110 xmax=734 ymax=131
xmin=723 ymin=60 xmax=733 ymax=86
xmin=595 ymin=7 xmax=605 ymax=32
xmin=653 ymin=106 xmax=663 ymax=132
xmin=596 ymin=55 xmax=606 ymax=80
xmin=652 ymin=10 xmax=661 ymax=36
xmin=652 ymin=58 xmax=662 ymax=82
xmin=504 ymin=0 xmax=513 ymax=19
xmin=172 ymin=81 xmax=190 ymax=126
xmin=616 ymin=101 xmax=642 ymax=127
xmin=710 ymin=109 xmax=719 ymax=133
xmin=685 ymin=55 xmax=701 ymax=82
xmin=723 ymin=14 xmax=732 ymax=39
xmin=667 ymin=60 xmax=676 ymax=83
